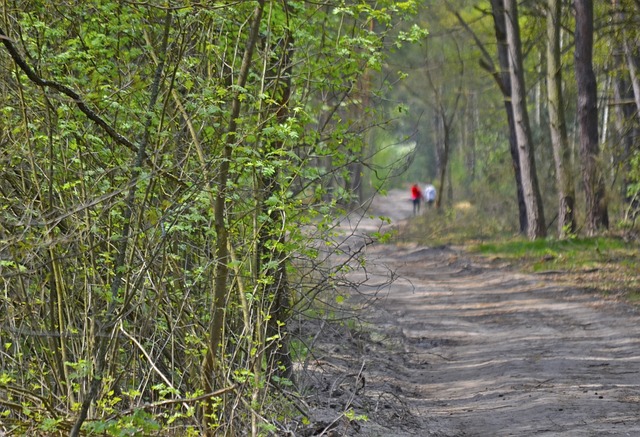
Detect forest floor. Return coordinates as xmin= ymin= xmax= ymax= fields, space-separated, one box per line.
xmin=295 ymin=189 xmax=640 ymax=436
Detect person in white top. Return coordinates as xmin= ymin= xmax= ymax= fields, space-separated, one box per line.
xmin=423 ymin=184 xmax=436 ymax=208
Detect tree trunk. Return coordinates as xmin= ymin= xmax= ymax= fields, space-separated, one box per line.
xmin=574 ymin=0 xmax=609 ymax=235
xmin=464 ymin=93 xmax=478 ymax=184
xmin=611 ymin=0 xmax=639 ymax=213
xmin=504 ymin=0 xmax=546 ymax=239
xmin=546 ymin=0 xmax=576 ymax=237
xmin=202 ymin=0 xmax=265 ymax=428
xmin=623 ymin=40 xmax=640 ymax=120
xmin=70 ymin=11 xmax=173 ymax=436
xmin=261 ymin=21 xmax=295 ymax=383
xmin=435 ymin=112 xmax=450 ymax=209
xmin=452 ymin=0 xmax=527 ymax=231
xmin=489 ymin=0 xmax=528 ymax=234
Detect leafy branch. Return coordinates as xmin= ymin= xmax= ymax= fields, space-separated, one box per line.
xmin=0 ymin=28 xmax=138 ymax=154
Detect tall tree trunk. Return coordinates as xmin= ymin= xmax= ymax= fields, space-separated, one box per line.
xmin=464 ymin=93 xmax=478 ymax=184
xmin=423 ymin=40 xmax=461 ymax=211
xmin=546 ymin=0 xmax=576 ymax=237
xmin=611 ymin=0 xmax=640 ymax=217
xmin=484 ymin=0 xmax=527 ymax=234
xmin=488 ymin=0 xmax=528 ymax=234
xmin=623 ymin=40 xmax=640 ymax=120
xmin=504 ymin=0 xmax=546 ymax=239
xmin=435 ymin=111 xmax=451 ymax=209
xmin=202 ymin=0 xmax=265 ymax=428
xmin=260 ymin=18 xmax=295 ymax=383
xmin=574 ymin=0 xmax=609 ymax=235
xmin=451 ymin=0 xmax=527 ymax=231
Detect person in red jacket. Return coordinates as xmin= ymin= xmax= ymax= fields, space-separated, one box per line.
xmin=410 ymin=183 xmax=423 ymax=215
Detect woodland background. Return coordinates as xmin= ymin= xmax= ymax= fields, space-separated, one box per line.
xmin=0 ymin=0 xmax=638 ymax=435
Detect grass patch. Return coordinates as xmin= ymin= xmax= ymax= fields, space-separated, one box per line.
xmin=472 ymin=237 xmax=639 ymax=302
xmin=473 ymin=237 xmax=631 ymax=269
xmin=469 ymin=236 xmax=640 ymax=304
xmin=397 ymin=204 xmax=640 ymax=303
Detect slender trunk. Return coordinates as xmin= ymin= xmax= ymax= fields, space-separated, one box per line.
xmin=613 ymin=46 xmax=639 ymax=211
xmin=611 ymin=0 xmax=640 ymax=219
xmin=574 ymin=0 xmax=609 ymax=235
xmin=504 ymin=0 xmax=546 ymax=239
xmin=490 ymin=0 xmax=528 ymax=234
xmin=546 ymin=0 xmax=576 ymax=237
xmin=436 ymin=112 xmax=450 ymax=209
xmin=262 ymin=13 xmax=295 ymax=383
xmin=623 ymin=39 xmax=640 ymax=120
xmin=465 ymin=93 xmax=477 ymax=183
xmin=452 ymin=0 xmax=527 ymax=229
xmin=202 ymin=3 xmax=265 ymax=427
xmin=69 ymin=11 xmax=172 ymax=436
xmin=613 ymin=78 xmax=640 ymax=220
xmin=358 ymin=38 xmax=373 ymax=203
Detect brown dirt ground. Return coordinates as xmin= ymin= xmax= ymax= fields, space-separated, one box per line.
xmin=294 ymin=189 xmax=640 ymax=437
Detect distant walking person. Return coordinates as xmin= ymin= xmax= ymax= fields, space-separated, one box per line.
xmin=410 ymin=183 xmax=423 ymax=215
xmin=424 ymin=183 xmax=436 ymax=208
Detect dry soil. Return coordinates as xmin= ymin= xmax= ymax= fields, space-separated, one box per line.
xmin=297 ymin=189 xmax=640 ymax=437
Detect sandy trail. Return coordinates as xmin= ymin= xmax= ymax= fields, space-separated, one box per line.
xmin=310 ymin=189 xmax=640 ymax=436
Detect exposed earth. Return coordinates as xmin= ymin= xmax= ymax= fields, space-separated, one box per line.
xmin=296 ymin=189 xmax=640 ymax=436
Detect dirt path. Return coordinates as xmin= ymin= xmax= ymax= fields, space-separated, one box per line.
xmin=301 ymin=190 xmax=640 ymax=436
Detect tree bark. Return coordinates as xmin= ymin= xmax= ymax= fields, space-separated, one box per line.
xmin=482 ymin=0 xmax=527 ymax=234
xmin=464 ymin=93 xmax=478 ymax=183
xmin=504 ymin=0 xmax=546 ymax=239
xmin=574 ymin=0 xmax=609 ymax=235
xmin=202 ymin=0 xmax=265 ymax=428
xmin=489 ymin=0 xmax=528 ymax=234
xmin=611 ymin=0 xmax=640 ymax=216
xmin=623 ymin=39 xmax=640 ymax=121
xmin=546 ymin=0 xmax=576 ymax=237
xmin=435 ymin=111 xmax=451 ymax=209
xmin=423 ymin=38 xmax=461 ymax=211
xmin=260 ymin=17 xmax=295 ymax=383
xmin=450 ymin=0 xmax=527 ymax=231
